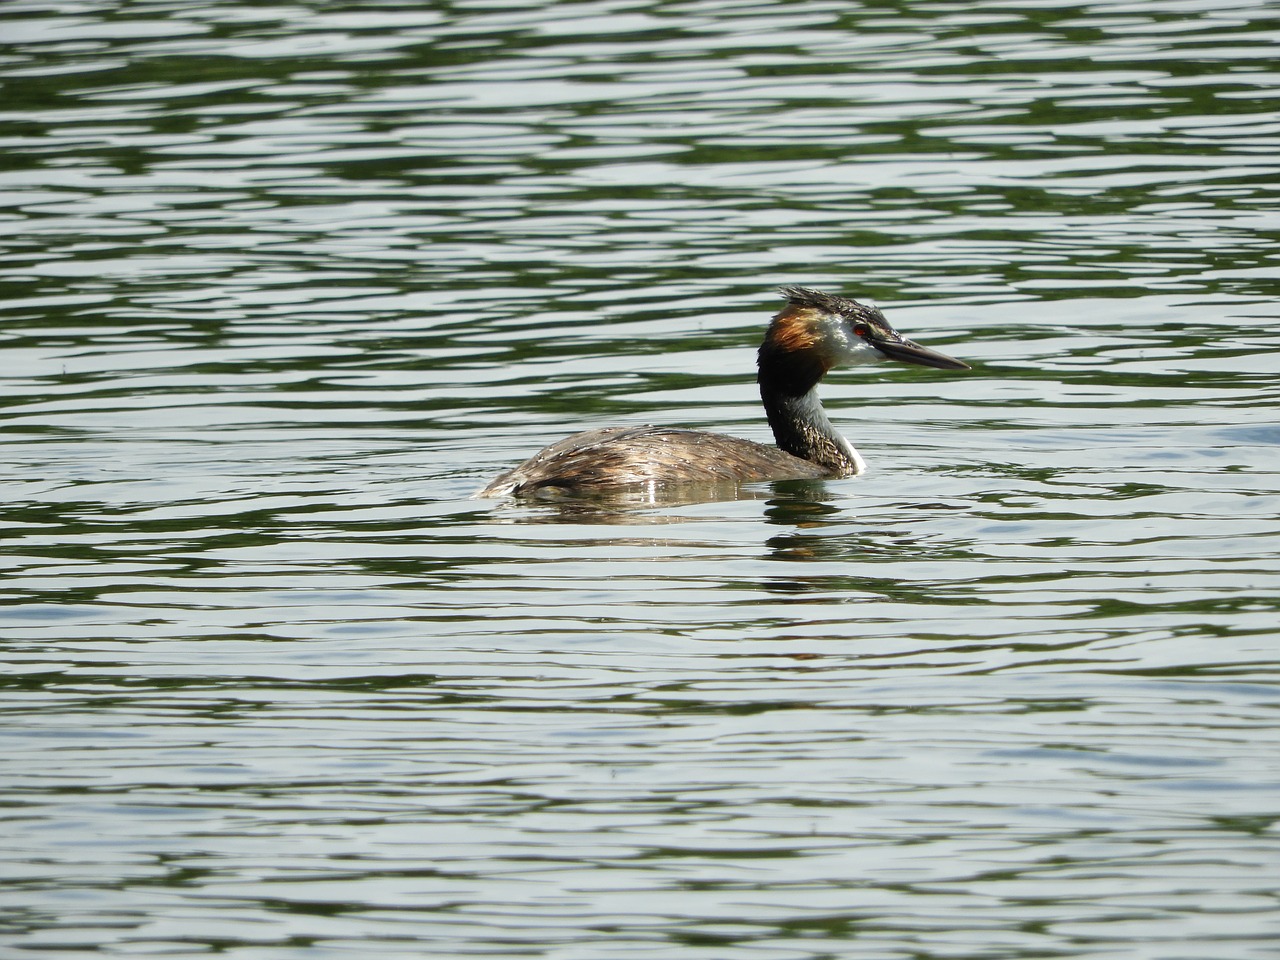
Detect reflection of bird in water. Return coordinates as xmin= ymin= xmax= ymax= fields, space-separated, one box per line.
xmin=476 ymin=287 xmax=969 ymax=498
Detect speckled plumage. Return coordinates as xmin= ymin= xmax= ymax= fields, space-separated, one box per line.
xmin=477 ymin=425 xmax=830 ymax=498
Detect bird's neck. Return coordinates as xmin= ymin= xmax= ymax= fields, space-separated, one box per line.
xmin=757 ymin=355 xmax=865 ymax=477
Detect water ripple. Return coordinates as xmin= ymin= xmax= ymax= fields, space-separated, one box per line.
xmin=3 ymin=1 xmax=1280 ymax=958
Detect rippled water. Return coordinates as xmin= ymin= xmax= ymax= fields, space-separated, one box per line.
xmin=4 ymin=1 xmax=1280 ymax=957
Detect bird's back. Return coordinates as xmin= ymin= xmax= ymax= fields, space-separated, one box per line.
xmin=475 ymin=425 xmax=831 ymax=498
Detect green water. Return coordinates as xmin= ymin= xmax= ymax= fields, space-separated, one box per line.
xmin=3 ymin=2 xmax=1280 ymax=958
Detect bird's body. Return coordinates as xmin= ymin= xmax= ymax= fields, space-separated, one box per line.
xmin=483 ymin=424 xmax=831 ymax=492
xmin=476 ymin=287 xmax=967 ymax=498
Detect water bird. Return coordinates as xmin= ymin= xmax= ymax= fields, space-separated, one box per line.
xmin=476 ymin=286 xmax=968 ymax=498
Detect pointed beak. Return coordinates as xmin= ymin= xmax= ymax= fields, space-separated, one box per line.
xmin=870 ymin=336 xmax=969 ymax=370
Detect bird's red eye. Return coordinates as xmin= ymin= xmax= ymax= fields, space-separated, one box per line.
xmin=853 ymin=324 xmax=870 ymax=338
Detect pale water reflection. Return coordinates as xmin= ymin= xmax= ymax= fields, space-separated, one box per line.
xmin=3 ymin=1 xmax=1280 ymax=958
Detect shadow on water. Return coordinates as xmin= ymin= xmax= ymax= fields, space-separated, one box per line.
xmin=467 ymin=475 xmax=956 ymax=529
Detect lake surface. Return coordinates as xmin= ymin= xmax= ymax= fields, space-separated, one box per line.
xmin=3 ymin=1 xmax=1280 ymax=957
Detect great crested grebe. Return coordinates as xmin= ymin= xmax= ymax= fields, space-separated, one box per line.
xmin=476 ymin=286 xmax=968 ymax=498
